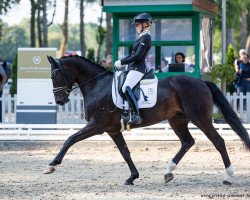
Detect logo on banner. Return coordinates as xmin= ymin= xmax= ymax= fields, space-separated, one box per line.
xmin=33 ymin=56 xmax=41 ymax=65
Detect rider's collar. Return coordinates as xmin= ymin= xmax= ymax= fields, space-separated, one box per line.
xmin=138 ymin=30 xmax=150 ymax=38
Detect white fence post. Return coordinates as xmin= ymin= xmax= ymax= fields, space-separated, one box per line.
xmin=14 ymin=94 xmax=17 ymax=123
xmin=2 ymin=94 xmax=5 ymax=122
xmin=232 ymin=92 xmax=237 ymax=111
xmin=247 ymin=92 xmax=250 ymax=123
xmin=76 ymin=93 xmax=81 ymax=124
xmin=7 ymin=94 xmax=12 ymax=123
xmin=58 ymin=106 xmax=63 ymax=124
xmin=239 ymin=92 xmax=244 ymax=120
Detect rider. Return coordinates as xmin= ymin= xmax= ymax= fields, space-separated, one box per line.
xmin=114 ymin=13 xmax=152 ymax=124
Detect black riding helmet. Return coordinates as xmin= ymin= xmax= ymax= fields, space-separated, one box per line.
xmin=133 ymin=13 xmax=152 ymax=24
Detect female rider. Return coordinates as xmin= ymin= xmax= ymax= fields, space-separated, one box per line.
xmin=114 ymin=13 xmax=152 ymax=124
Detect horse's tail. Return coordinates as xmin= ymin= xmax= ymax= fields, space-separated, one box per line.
xmin=205 ymin=81 xmax=250 ymax=150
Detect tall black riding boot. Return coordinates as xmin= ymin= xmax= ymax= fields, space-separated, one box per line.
xmin=124 ymin=86 xmax=142 ymax=125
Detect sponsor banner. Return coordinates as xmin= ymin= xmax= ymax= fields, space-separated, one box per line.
xmin=17 ymin=48 xmax=57 ymax=123
xmin=18 ymin=48 xmax=57 ymax=79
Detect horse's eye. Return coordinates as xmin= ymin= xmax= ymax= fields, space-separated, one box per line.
xmin=51 ymin=73 xmax=55 ymax=79
xmin=52 ymin=72 xmax=60 ymax=80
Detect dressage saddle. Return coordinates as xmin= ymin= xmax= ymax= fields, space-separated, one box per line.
xmin=117 ymin=69 xmax=155 ymax=101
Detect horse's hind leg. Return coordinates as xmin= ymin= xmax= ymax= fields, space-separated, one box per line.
xmin=193 ymin=121 xmax=233 ymax=185
xmin=165 ymin=114 xmax=195 ymax=184
xmin=108 ymin=132 xmax=139 ymax=185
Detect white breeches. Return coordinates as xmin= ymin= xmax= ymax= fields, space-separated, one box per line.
xmin=122 ymin=70 xmax=144 ymax=93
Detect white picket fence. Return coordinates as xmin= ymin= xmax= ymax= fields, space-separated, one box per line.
xmin=0 ymin=94 xmax=17 ymax=124
xmin=0 ymin=93 xmax=86 ymax=124
xmin=1 ymin=92 xmax=250 ymax=124
xmin=0 ymin=123 xmax=249 ymax=141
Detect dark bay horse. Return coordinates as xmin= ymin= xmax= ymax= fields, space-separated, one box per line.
xmin=45 ymin=55 xmax=250 ymax=185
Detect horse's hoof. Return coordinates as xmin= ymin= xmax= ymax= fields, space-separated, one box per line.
xmin=124 ymin=179 xmax=134 ymax=185
xmin=164 ymin=173 xmax=174 ymax=184
xmin=43 ymin=166 xmax=56 ymax=174
xmin=223 ymin=180 xmax=232 ymax=185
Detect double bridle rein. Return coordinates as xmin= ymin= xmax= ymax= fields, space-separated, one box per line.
xmin=52 ymin=59 xmax=108 ymax=95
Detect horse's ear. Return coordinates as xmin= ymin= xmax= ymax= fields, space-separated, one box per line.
xmin=47 ymin=55 xmax=52 ymax=63
xmin=48 ymin=56 xmax=59 ymax=68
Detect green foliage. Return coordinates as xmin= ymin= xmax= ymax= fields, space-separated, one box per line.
xmin=213 ymin=112 xmax=224 ymax=120
xmin=9 ymin=54 xmax=17 ymax=96
xmin=96 ymin=25 xmax=106 ymax=62
xmin=0 ymin=23 xmax=29 ymax=61
xmin=213 ymin=0 xmax=250 ymax=54
xmin=214 ymin=0 xmax=244 ymax=30
xmin=48 ymin=23 xmax=99 ymax=54
xmin=1 ymin=21 xmax=99 ymax=62
xmin=0 ymin=0 xmax=20 ymax=41
xmin=0 ymin=0 xmax=20 ymax=14
xmin=209 ymin=45 xmax=236 ymax=93
xmin=213 ymin=29 xmax=222 ymax=54
xmin=210 ymin=63 xmax=228 ymax=84
xmin=226 ymin=44 xmax=236 ymax=66
xmin=86 ymin=48 xmax=95 ymax=62
xmin=0 ymin=19 xmax=2 ymax=41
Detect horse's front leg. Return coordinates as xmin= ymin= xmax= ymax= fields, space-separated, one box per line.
xmin=108 ymin=132 xmax=139 ymax=185
xmin=44 ymin=123 xmax=102 ymax=174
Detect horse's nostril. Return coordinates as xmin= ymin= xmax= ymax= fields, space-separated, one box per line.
xmin=56 ymin=101 xmax=64 ymax=106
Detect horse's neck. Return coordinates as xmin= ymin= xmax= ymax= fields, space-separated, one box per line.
xmin=76 ymin=62 xmax=112 ymax=96
xmin=79 ymin=73 xmax=112 ymax=102
xmin=81 ymin=59 xmax=107 ymax=77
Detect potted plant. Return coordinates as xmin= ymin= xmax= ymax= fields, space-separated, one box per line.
xmin=212 ymin=111 xmax=225 ymax=123
xmin=208 ymin=44 xmax=236 ymax=94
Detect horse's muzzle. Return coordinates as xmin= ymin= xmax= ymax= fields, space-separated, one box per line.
xmin=55 ymin=96 xmax=69 ymax=106
xmin=56 ymin=101 xmax=65 ymax=106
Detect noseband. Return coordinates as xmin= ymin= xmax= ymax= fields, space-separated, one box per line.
xmin=52 ymin=59 xmax=72 ymax=95
xmin=52 ymin=59 xmax=108 ymax=95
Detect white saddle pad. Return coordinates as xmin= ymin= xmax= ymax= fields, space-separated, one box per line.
xmin=112 ymin=71 xmax=158 ymax=109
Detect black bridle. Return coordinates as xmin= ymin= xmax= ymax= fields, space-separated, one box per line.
xmin=52 ymin=59 xmax=108 ymax=95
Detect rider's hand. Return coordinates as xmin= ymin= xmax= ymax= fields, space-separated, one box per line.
xmin=114 ymin=60 xmax=122 ymax=69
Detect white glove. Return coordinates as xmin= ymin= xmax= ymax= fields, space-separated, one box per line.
xmin=114 ymin=60 xmax=122 ymax=69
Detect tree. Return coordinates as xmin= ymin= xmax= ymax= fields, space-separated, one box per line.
xmin=214 ymin=0 xmax=244 ymax=48
xmin=76 ymin=0 xmax=96 ymax=56
xmin=30 ymin=0 xmax=36 ymax=47
xmin=59 ymin=0 xmax=69 ymax=57
xmin=96 ymin=11 xmax=106 ymax=62
xmin=105 ymin=13 xmax=112 ymax=56
xmin=209 ymin=44 xmax=236 ymax=93
xmin=225 ymin=44 xmax=236 ymax=93
xmin=29 ymin=0 xmax=56 ymax=47
xmin=213 ymin=0 xmax=249 ymax=50
xmin=0 ymin=0 xmax=21 ymax=42
xmin=36 ymin=0 xmax=56 ymax=47
xmin=245 ymin=1 xmax=250 ymax=53
xmin=79 ymin=0 xmax=85 ymax=56
xmin=0 ymin=24 xmax=29 ymax=61
xmin=10 ymin=54 xmax=17 ymax=95
xmin=0 ymin=0 xmax=20 ymax=14
xmin=86 ymin=48 xmax=95 ymax=62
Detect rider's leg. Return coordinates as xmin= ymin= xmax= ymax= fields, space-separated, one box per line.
xmin=124 ymin=86 xmax=142 ymax=124
xmin=122 ymin=70 xmax=144 ymax=124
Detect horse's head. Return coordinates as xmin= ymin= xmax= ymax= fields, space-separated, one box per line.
xmin=47 ymin=56 xmax=73 ymax=106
